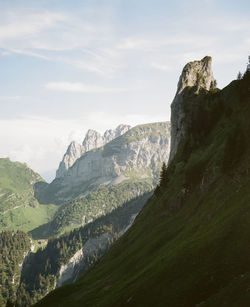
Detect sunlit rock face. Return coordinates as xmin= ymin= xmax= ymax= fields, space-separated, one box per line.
xmin=47 ymin=122 xmax=171 ymax=204
xmin=169 ymin=56 xmax=215 ymax=161
xmin=56 ymin=124 xmax=131 ymax=178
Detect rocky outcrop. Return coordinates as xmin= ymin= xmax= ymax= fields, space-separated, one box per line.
xmin=48 ymin=122 xmax=170 ymax=203
xmin=56 ymin=213 xmax=140 ymax=287
xmin=56 ymin=141 xmax=84 ymax=178
xmin=56 ymin=249 xmax=84 ymax=287
xmin=56 ymin=233 xmax=113 ymax=287
xmin=56 ymin=124 xmax=131 ymax=178
xmin=169 ymin=56 xmax=215 ymax=161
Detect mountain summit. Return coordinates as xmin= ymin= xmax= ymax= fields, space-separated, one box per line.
xmin=56 ymin=124 xmax=131 ymax=178
xmin=41 ymin=122 xmax=170 ymax=204
xmin=170 ymin=56 xmax=215 ymax=161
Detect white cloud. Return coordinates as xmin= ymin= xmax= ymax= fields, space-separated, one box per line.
xmin=45 ymin=82 xmax=130 ymax=93
xmin=151 ymin=62 xmax=172 ymax=71
xmin=117 ymin=38 xmax=153 ymax=51
xmin=0 ymin=95 xmax=21 ymax=100
xmin=5 ymin=47 xmax=51 ymax=60
xmin=0 ymin=11 xmax=65 ymax=43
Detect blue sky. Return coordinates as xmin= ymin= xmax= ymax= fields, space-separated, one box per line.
xmin=0 ymin=0 xmax=249 ymax=181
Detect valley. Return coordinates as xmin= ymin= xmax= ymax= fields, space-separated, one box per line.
xmin=0 ymin=122 xmax=170 ymax=306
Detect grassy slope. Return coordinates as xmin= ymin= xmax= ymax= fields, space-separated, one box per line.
xmin=36 ymin=75 xmax=250 ymax=307
xmin=0 ymin=203 xmax=58 ymax=233
xmin=0 ymin=158 xmax=58 ymax=233
xmin=0 ymin=158 xmax=42 ymax=212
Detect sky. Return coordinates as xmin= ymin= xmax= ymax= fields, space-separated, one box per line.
xmin=0 ymin=0 xmax=249 ymax=182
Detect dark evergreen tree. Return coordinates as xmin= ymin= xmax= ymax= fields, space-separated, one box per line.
xmin=237 ymin=71 xmax=243 ymax=80
xmin=159 ymin=162 xmax=169 ymax=188
xmin=243 ymin=55 xmax=250 ymax=78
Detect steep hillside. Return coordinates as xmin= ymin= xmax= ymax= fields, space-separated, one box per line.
xmin=16 ymin=192 xmax=151 ymax=306
xmin=0 ymin=159 xmax=57 ymax=232
xmin=0 ymin=158 xmax=42 ymax=212
xmin=36 ymin=59 xmax=250 ymax=307
xmin=32 ymin=180 xmax=153 ymax=237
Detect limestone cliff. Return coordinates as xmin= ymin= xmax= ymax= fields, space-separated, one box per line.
xmin=56 ymin=141 xmax=85 ymax=178
xmin=44 ymin=122 xmax=170 ymax=204
xmin=56 ymin=124 xmax=131 ymax=178
xmin=169 ymin=56 xmax=215 ymax=161
xmin=56 ymin=213 xmax=140 ymax=287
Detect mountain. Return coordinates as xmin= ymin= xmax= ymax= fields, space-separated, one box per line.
xmin=56 ymin=124 xmax=131 ymax=178
xmin=16 ymin=192 xmax=152 ymax=306
xmin=35 ymin=58 xmax=250 ymax=307
xmin=19 ymin=122 xmax=170 ymax=304
xmin=0 ymin=158 xmax=57 ymax=232
xmin=170 ymin=55 xmax=215 ymax=161
xmin=32 ymin=122 xmax=170 ymax=237
xmin=0 ymin=121 xmax=170 ymax=306
xmin=37 ymin=122 xmax=170 ymax=205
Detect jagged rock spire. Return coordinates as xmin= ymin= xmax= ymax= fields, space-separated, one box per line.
xmin=56 ymin=124 xmax=131 ymax=178
xmin=169 ymin=56 xmax=215 ymax=162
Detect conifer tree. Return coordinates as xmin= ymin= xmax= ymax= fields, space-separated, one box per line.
xmin=159 ymin=162 xmax=169 ymax=188
xmin=244 ymin=55 xmax=250 ymax=78
xmin=237 ymin=71 xmax=243 ymax=80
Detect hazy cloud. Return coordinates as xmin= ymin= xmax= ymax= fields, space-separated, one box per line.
xmin=45 ymin=82 xmax=130 ymax=93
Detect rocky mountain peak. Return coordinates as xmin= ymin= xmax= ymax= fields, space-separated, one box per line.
xmin=103 ymin=124 xmax=131 ymax=143
xmin=66 ymin=141 xmax=81 ymax=154
xmin=56 ymin=124 xmax=131 ymax=179
xmin=82 ymin=129 xmax=103 ymax=152
xmin=56 ymin=141 xmax=84 ymax=178
xmin=50 ymin=122 xmax=171 ymax=203
xmin=115 ymin=124 xmax=131 ymax=135
xmin=176 ymin=56 xmax=215 ymax=94
xmin=169 ymin=56 xmax=215 ymax=161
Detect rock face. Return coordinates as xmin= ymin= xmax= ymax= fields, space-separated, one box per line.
xmin=56 ymin=248 xmax=84 ymax=287
xmin=56 ymin=124 xmax=131 ymax=178
xmin=56 ymin=214 xmax=140 ymax=287
xmin=56 ymin=141 xmax=85 ymax=178
xmin=47 ymin=122 xmax=170 ymax=203
xmin=169 ymin=56 xmax=215 ymax=161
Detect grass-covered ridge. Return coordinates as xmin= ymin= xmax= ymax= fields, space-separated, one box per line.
xmin=0 ymin=158 xmax=42 ymax=212
xmin=36 ymin=72 xmax=250 ymax=306
xmin=0 ymin=158 xmax=58 ymax=233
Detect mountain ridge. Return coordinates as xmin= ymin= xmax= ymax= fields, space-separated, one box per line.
xmin=56 ymin=124 xmax=131 ymax=178
xmin=35 ymin=58 xmax=250 ymax=307
xmin=37 ymin=121 xmax=170 ymax=205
